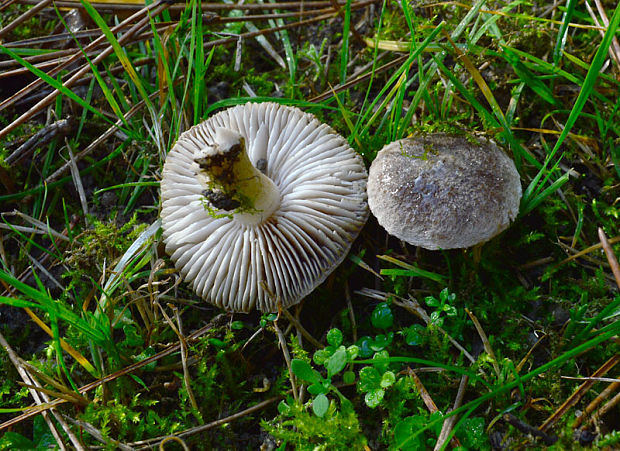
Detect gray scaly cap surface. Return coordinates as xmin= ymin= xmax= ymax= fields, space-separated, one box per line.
xmin=367 ymin=133 xmax=521 ymax=250
xmin=161 ymin=102 xmax=368 ymax=312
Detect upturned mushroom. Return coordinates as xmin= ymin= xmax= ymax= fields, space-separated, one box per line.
xmin=367 ymin=133 xmax=521 ymax=250
xmin=161 ymin=102 xmax=368 ymax=312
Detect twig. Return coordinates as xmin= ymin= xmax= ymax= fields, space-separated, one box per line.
xmin=434 ymin=375 xmax=468 ymax=450
xmin=0 ymin=0 xmax=166 ymax=114
xmin=0 ymin=330 xmax=80 ymax=450
xmin=598 ymin=228 xmax=620 ymax=289
xmin=588 ymin=389 xmax=620 ymax=426
xmin=160 ymin=436 xmax=190 ymax=451
xmin=200 ymin=0 xmax=378 ymax=53
xmin=18 ymin=0 xmax=351 ymax=12
xmin=0 ymin=210 xmax=70 ymax=242
xmin=280 ymin=306 xmax=324 ymax=349
xmin=62 ymin=416 xmax=135 ymax=450
xmin=573 ymin=381 xmax=620 ymax=428
xmin=345 ymin=283 xmax=358 ymax=343
xmin=156 ymin=303 xmax=201 ymax=419
xmin=274 ymin=314 xmax=299 ymax=402
xmin=0 ymin=0 xmax=53 ymax=38
xmin=66 ymin=139 xmax=90 ymax=222
xmin=408 ymin=368 xmax=439 ymax=413
xmin=129 ymin=394 xmax=285 ymax=449
xmin=0 ymin=314 xmax=230 ymax=430
xmin=357 ymin=288 xmax=476 ymax=364
xmin=516 ymin=333 xmax=547 ymax=373
xmin=585 ymin=0 xmax=620 ymax=68
xmin=562 ymin=376 xmax=620 ymax=383
xmin=389 ymin=295 xmax=476 ymax=364
xmin=555 ymin=235 xmax=620 ymax=267
xmin=0 ymin=1 xmax=170 ymax=139
xmin=310 ymin=54 xmax=406 ymax=102
xmin=539 ymin=354 xmax=620 ymax=432
xmin=5 ymin=117 xmax=75 ymax=165
xmin=174 ymin=306 xmax=201 ymax=420
xmin=505 ymin=413 xmax=557 ymax=446
xmin=466 ymin=308 xmax=500 ymax=378
xmin=44 ymin=86 xmax=163 ymax=184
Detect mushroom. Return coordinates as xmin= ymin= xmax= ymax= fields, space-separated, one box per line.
xmin=367 ymin=133 xmax=521 ymax=250
xmin=161 ymin=102 xmax=368 ymax=312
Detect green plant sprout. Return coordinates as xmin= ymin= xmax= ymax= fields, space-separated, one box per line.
xmin=424 ymin=288 xmax=458 ymax=328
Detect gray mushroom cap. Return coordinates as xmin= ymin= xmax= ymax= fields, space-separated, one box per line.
xmin=367 ymin=133 xmax=521 ymax=250
xmin=161 ymin=102 xmax=368 ymax=312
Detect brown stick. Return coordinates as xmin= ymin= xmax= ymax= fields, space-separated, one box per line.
xmin=0 ymin=0 xmax=169 ymax=124
xmin=539 ymin=354 xmax=620 ymax=432
xmin=598 ymin=227 xmax=620 ymax=289
xmin=0 ymin=314 xmax=230 ymax=431
xmin=573 ymin=381 xmax=620 ymax=428
xmin=18 ymin=0 xmax=349 ymax=12
xmin=0 ymin=0 xmax=53 ymax=38
xmin=130 ymin=394 xmax=284 ymax=449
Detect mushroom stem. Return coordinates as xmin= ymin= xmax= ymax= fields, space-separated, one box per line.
xmin=195 ymin=128 xmax=281 ymax=225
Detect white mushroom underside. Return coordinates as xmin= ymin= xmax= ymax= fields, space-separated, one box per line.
xmin=161 ymin=102 xmax=368 ymax=312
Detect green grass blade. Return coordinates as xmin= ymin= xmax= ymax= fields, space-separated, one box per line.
xmin=522 ymin=3 xmax=620 ymax=208
xmin=52 ymin=2 xmax=130 ymax=129
xmin=79 ymin=0 xmax=155 ymax=115
xmin=0 ymin=45 xmax=119 ymax=129
xmin=357 ymin=22 xmax=445 ymax=136
xmin=573 ymin=295 xmax=620 ymax=345
xmin=502 ymin=47 xmax=560 ymax=106
xmin=0 ymin=296 xmax=40 ymax=310
xmin=401 ymin=321 xmax=620 ymax=447
xmin=340 ymin=0 xmax=352 ymax=85
xmin=520 ymin=170 xmax=570 ymax=215
xmin=553 ymin=0 xmax=578 ymax=65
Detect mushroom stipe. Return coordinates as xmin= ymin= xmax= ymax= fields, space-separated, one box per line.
xmin=161 ymin=102 xmax=369 ymax=313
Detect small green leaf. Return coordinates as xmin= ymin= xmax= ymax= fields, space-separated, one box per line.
xmin=370 ymin=332 xmax=394 ymax=351
xmin=207 ymin=338 xmax=227 ymax=348
xmin=343 ymin=370 xmax=356 ymax=385
xmin=457 ymin=416 xmax=486 ymax=448
xmin=313 ymin=348 xmax=331 ymax=366
xmin=346 ymin=345 xmax=359 ymax=360
xmin=325 ymin=346 xmax=348 ymax=377
xmin=277 ymin=400 xmax=290 ymax=415
xmin=404 ymin=324 xmax=426 ymax=346
xmin=372 ymin=350 xmax=390 ymax=373
xmin=291 ymin=359 xmax=320 ymax=384
xmin=445 ymin=306 xmax=457 ymax=317
xmin=230 ymin=321 xmax=245 ymax=330
xmin=357 ymin=336 xmax=374 ymax=358
xmin=357 ymin=366 xmax=381 ymax=392
xmin=0 ymin=432 xmax=36 ymax=449
xmin=307 ymin=383 xmax=328 ymax=395
xmin=380 ymin=371 xmax=396 ymax=388
xmin=312 ymin=393 xmax=329 ymax=417
xmin=371 ymin=302 xmax=394 ymax=329
xmin=326 ymin=328 xmax=343 ymax=347
xmin=394 ymin=416 xmax=426 ymax=450
xmin=364 ymin=388 xmax=385 ymax=408
xmin=425 ymin=296 xmax=440 ymax=308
